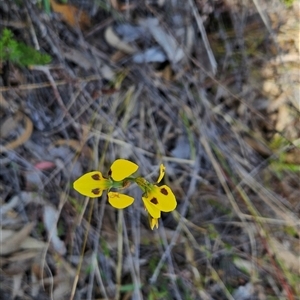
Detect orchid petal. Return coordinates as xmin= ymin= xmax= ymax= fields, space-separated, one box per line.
xmin=142 ymin=196 xmax=161 ymax=219
xmin=148 ymin=215 xmax=159 ymax=230
xmin=109 ymin=159 xmax=139 ymax=181
xmin=156 ymin=164 xmax=165 ymax=183
xmin=73 ymin=171 xmax=110 ymax=198
xmin=108 ymin=192 xmax=134 ymax=209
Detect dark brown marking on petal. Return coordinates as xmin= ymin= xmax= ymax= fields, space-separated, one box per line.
xmin=92 ymin=188 xmax=101 ymax=195
xmin=150 ymin=197 xmax=158 ymax=205
xmin=108 ymin=169 xmax=112 ymax=176
xmin=91 ymin=174 xmax=101 ymax=180
xmin=160 ymin=188 xmax=168 ymax=195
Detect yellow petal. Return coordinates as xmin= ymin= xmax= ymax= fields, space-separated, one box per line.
xmin=156 ymin=164 xmax=165 ymax=183
xmin=73 ymin=171 xmax=110 ymax=198
xmin=148 ymin=185 xmax=177 ymax=212
xmin=108 ymin=192 xmax=134 ymax=209
xmin=109 ymin=159 xmax=139 ymax=181
xmin=148 ymin=215 xmax=159 ymax=230
xmin=142 ymin=196 xmax=161 ymax=219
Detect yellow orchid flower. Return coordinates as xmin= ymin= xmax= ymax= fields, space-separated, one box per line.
xmin=73 ymin=160 xmax=176 ymax=230
xmin=73 ymin=171 xmax=111 ymax=198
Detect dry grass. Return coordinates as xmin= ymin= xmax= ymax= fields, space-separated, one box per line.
xmin=0 ymin=0 xmax=299 ymax=299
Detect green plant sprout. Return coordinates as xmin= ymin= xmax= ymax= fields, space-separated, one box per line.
xmin=0 ymin=28 xmax=51 ymax=67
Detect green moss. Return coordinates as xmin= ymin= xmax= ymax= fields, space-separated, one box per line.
xmin=0 ymin=28 xmax=51 ymax=67
xmin=148 ymin=286 xmax=169 ymax=300
xmin=281 ymin=0 xmax=295 ymax=7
